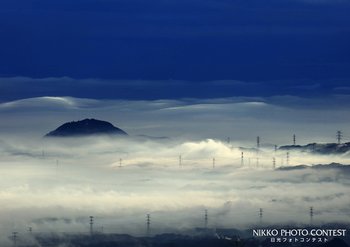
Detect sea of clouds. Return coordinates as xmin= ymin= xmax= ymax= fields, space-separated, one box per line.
xmin=0 ymin=96 xmax=350 ymax=246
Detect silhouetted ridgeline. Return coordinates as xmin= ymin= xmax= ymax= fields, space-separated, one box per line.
xmin=279 ymin=143 xmax=350 ymax=154
xmin=45 ymin=119 xmax=128 ymax=137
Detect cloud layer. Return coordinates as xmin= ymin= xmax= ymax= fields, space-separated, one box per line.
xmin=0 ymin=136 xmax=350 ymax=246
xmin=2 ymin=77 xmax=350 ymax=102
xmin=0 ymin=96 xmax=350 ymax=246
xmin=1 ymin=95 xmax=350 ymax=143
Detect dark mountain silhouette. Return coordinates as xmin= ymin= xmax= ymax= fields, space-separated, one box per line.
xmin=279 ymin=142 xmax=350 ymax=154
xmin=277 ymin=163 xmax=350 ymax=171
xmin=45 ymin=119 xmax=128 ymax=137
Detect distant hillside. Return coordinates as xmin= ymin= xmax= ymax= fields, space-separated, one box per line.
xmin=45 ymin=119 xmax=128 ymax=137
xmin=279 ymin=142 xmax=350 ymax=154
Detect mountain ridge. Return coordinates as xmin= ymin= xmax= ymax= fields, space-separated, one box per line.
xmin=45 ymin=118 xmax=128 ymax=137
xmin=279 ymin=142 xmax=350 ymax=154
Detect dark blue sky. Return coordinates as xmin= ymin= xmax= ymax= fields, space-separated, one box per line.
xmin=0 ymin=0 xmax=350 ymax=100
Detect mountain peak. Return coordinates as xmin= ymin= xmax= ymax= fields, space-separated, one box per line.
xmin=45 ymin=118 xmax=128 ymax=137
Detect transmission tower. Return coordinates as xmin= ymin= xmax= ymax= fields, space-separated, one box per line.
xmin=28 ymin=227 xmax=33 ymax=235
xmin=259 ymin=208 xmax=263 ymax=225
xmin=272 ymin=157 xmax=276 ymax=169
xmin=337 ymin=131 xmax=343 ymax=144
xmin=293 ymin=134 xmax=296 ymax=145
xmin=119 ymin=158 xmax=122 ymax=168
xmin=12 ymin=232 xmax=18 ymax=247
xmin=204 ymin=209 xmax=208 ymax=229
xmin=241 ymin=152 xmax=244 ymax=167
xmin=89 ymin=216 xmax=94 ymax=236
xmin=310 ymin=207 xmax=314 ymax=226
xmin=179 ymin=155 xmax=182 ymax=168
xmin=286 ymin=152 xmax=290 ymax=166
xmin=257 ymin=136 xmax=260 ymax=150
xmin=146 ymin=214 xmax=151 ymax=236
